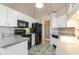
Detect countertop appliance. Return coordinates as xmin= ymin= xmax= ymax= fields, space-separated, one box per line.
xmin=17 ymin=20 xmax=29 ymax=28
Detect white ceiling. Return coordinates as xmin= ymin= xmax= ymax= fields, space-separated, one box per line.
xmin=2 ymin=3 xmax=69 ymax=19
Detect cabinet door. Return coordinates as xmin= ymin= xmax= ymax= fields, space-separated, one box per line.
xmin=0 ymin=4 xmax=7 ymax=26
xmin=2 ymin=41 xmax=28 ymax=55
xmin=7 ymin=7 xmax=18 ymax=27
xmin=52 ymin=18 xmax=57 ymax=28
xmin=59 ymin=15 xmax=67 ymax=27
xmin=17 ymin=12 xmax=24 ymax=20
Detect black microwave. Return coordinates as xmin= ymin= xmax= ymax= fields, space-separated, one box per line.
xmin=17 ymin=20 xmax=29 ymax=28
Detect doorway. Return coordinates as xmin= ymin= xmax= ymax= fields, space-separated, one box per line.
xmin=42 ymin=20 xmax=50 ymax=45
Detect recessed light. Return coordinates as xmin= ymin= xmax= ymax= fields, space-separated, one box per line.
xmin=35 ymin=3 xmax=44 ymax=8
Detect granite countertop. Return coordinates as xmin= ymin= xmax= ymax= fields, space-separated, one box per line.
xmin=0 ymin=35 xmax=29 ymax=48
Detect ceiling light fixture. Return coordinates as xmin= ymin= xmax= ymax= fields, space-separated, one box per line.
xmin=35 ymin=3 xmax=44 ymax=8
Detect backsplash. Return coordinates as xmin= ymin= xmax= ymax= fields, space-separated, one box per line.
xmin=0 ymin=27 xmax=15 ymax=37
xmin=52 ymin=27 xmax=76 ymax=36
xmin=58 ymin=27 xmax=75 ymax=36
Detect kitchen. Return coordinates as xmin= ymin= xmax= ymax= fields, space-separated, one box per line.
xmin=0 ymin=3 xmax=42 ymax=55
xmin=0 ymin=3 xmax=79 ymax=55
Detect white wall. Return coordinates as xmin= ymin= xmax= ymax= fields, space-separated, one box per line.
xmin=67 ymin=10 xmax=79 ymax=37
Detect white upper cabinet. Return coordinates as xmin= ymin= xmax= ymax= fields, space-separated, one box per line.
xmin=17 ymin=12 xmax=23 ymax=20
xmin=0 ymin=4 xmax=37 ymax=27
xmin=6 ymin=7 xmax=18 ymax=27
xmin=0 ymin=4 xmax=18 ymax=27
xmin=17 ymin=12 xmax=26 ymax=21
xmin=52 ymin=14 xmax=67 ymax=28
xmin=58 ymin=15 xmax=67 ymax=28
xmin=0 ymin=4 xmax=7 ymax=26
xmin=17 ymin=12 xmax=29 ymax=21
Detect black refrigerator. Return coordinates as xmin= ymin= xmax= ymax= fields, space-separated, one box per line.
xmin=32 ymin=23 xmax=42 ymax=45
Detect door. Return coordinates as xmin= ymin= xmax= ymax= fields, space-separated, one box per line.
xmin=44 ymin=20 xmax=50 ymax=39
xmin=43 ymin=20 xmax=50 ymax=45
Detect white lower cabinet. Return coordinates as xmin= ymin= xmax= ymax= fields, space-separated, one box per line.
xmin=1 ymin=41 xmax=28 ymax=55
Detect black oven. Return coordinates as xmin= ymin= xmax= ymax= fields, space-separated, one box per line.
xmin=14 ymin=29 xmax=26 ymax=35
xmin=14 ymin=29 xmax=32 ymax=49
xmin=17 ymin=20 xmax=28 ymax=28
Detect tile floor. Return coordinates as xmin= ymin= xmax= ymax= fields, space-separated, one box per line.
xmin=28 ymin=44 xmax=56 ymax=55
